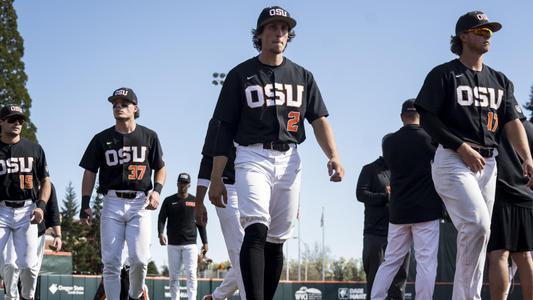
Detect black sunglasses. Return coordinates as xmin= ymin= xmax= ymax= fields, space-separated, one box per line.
xmin=4 ymin=116 xmax=25 ymax=124
xmin=113 ymin=103 xmax=133 ymax=109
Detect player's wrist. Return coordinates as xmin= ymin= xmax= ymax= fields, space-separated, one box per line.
xmin=81 ymin=195 xmax=91 ymax=210
xmin=153 ymin=182 xmax=163 ymax=194
xmin=36 ymin=199 xmax=47 ymax=211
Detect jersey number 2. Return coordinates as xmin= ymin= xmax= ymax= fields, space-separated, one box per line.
xmin=128 ymin=165 xmax=146 ymax=180
xmin=287 ymin=111 xmax=300 ymax=132
xmin=487 ymin=112 xmax=498 ymax=133
xmin=19 ymin=175 xmax=33 ymax=190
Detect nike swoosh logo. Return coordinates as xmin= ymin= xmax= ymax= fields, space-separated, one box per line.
xmin=455 ymin=74 xmax=463 ymax=78
xmin=247 ymin=75 xmax=256 ymax=80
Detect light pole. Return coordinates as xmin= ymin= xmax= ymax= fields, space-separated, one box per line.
xmin=212 ymin=72 xmax=226 ymax=86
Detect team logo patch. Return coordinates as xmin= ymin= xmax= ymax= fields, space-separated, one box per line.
xmin=476 ymin=13 xmax=489 ymax=21
xmin=269 ymin=8 xmax=288 ymax=17
xmin=515 ymin=104 xmax=523 ymax=114
xmin=185 ymin=201 xmax=195 ymax=207
xmin=114 ymin=89 xmax=129 ymax=96
xmin=10 ymin=106 xmax=23 ymax=113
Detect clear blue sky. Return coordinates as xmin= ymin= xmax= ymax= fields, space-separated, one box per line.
xmin=13 ymin=1 xmax=533 ymax=269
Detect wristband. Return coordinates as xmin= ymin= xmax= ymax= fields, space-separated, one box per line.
xmin=153 ymin=183 xmax=163 ymax=194
xmin=36 ymin=200 xmax=46 ymax=211
xmin=81 ymin=195 xmax=91 ymax=210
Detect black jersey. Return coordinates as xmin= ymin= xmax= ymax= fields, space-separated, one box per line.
xmin=382 ymin=125 xmax=443 ymax=224
xmin=79 ymin=125 xmax=165 ymax=194
xmin=157 ymin=193 xmax=208 ymax=246
xmin=0 ymin=138 xmax=49 ymax=201
xmin=211 ymin=56 xmax=328 ymax=155
xmin=198 ymin=118 xmax=236 ymax=184
xmin=356 ymin=157 xmax=391 ymax=237
xmin=415 ymin=59 xmax=521 ymax=148
xmin=496 ymin=119 xmax=533 ymax=209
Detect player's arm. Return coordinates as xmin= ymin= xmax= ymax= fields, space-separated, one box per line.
xmin=146 ymin=166 xmax=166 ymax=210
xmin=209 ymin=156 xmax=229 ymax=207
xmin=195 ymin=179 xmax=209 ymax=226
xmin=46 ymin=184 xmax=62 ymax=250
xmin=504 ymin=119 xmax=533 ymax=186
xmin=356 ymin=166 xmax=388 ymax=206
xmin=80 ymin=169 xmax=96 ymax=224
xmin=157 ymin=198 xmax=168 ymax=245
xmin=33 ymin=176 xmax=51 ymax=224
xmin=197 ymin=223 xmax=208 ymax=255
xmin=311 ymin=116 xmax=344 ymax=182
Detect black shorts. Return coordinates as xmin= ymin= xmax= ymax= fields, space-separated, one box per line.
xmin=488 ymin=199 xmax=533 ymax=252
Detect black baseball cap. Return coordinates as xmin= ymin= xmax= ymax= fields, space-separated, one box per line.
xmin=401 ymin=99 xmax=417 ymax=114
xmin=256 ymin=6 xmax=297 ymax=30
xmin=455 ymin=11 xmax=502 ymax=35
xmin=0 ymin=104 xmax=26 ymax=120
xmin=178 ymin=172 xmax=191 ymax=183
xmin=108 ymin=87 xmax=138 ymax=105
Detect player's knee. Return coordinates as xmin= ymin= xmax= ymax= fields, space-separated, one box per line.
xmin=470 ymin=220 xmax=490 ymax=238
xmin=243 ymin=223 xmax=268 ymax=247
xmin=103 ymin=262 xmax=122 ymax=276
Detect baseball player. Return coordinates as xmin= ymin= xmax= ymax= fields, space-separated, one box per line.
xmin=158 ymin=172 xmax=208 ymax=300
xmin=79 ymin=87 xmax=166 ymax=300
xmin=0 ymin=104 xmax=51 ymax=300
xmin=371 ymin=99 xmax=443 ymax=300
xmin=1 ymin=183 xmax=61 ymax=300
xmin=487 ymin=117 xmax=533 ymax=300
xmin=414 ymin=11 xmax=533 ymax=299
xmin=356 ymin=150 xmax=408 ymax=300
xmin=195 ymin=118 xmax=246 ymax=300
xmin=208 ymin=6 xmax=345 ymax=300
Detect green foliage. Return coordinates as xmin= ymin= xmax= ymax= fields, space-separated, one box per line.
xmin=60 ymin=182 xmax=103 ymax=274
xmin=147 ymin=261 xmax=159 ymax=276
xmin=0 ymin=0 xmax=37 ymax=141
xmin=527 ymin=85 xmax=533 ymax=121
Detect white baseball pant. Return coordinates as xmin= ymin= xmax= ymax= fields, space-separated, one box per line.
xmin=235 ymin=144 xmax=302 ymax=244
xmin=212 ymin=184 xmax=246 ymax=300
xmin=1 ymin=234 xmax=45 ymax=300
xmin=167 ymin=244 xmax=198 ymax=300
xmin=432 ymin=145 xmax=497 ymax=300
xmin=101 ymin=190 xmax=151 ymax=300
xmin=371 ymin=220 xmax=440 ymax=300
xmin=0 ymin=200 xmax=39 ymax=300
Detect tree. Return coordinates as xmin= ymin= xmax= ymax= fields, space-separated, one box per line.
xmin=0 ymin=0 xmax=37 ymax=141
xmin=147 ymin=261 xmax=159 ymax=276
xmin=524 ymin=84 xmax=533 ymax=121
xmin=61 ymin=182 xmax=80 ymax=254
xmin=161 ymin=265 xmax=169 ymax=277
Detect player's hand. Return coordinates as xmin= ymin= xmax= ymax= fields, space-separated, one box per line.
xmin=522 ymin=158 xmax=533 ymax=187
xmin=145 ymin=191 xmax=160 ymax=210
xmin=201 ymin=244 xmax=209 ymax=255
xmin=327 ymin=157 xmax=345 ymax=182
xmin=457 ymin=143 xmax=486 ymax=172
xmin=208 ymin=177 xmax=227 ymax=208
xmin=80 ymin=208 xmax=93 ymax=226
xmin=52 ymin=236 xmax=62 ymax=252
xmin=159 ymin=234 xmax=167 ymax=246
xmin=31 ymin=208 xmax=44 ymax=224
xmin=195 ymin=202 xmax=208 ymax=226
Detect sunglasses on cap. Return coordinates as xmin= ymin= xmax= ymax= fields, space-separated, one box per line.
xmin=466 ymin=27 xmax=493 ymax=37
xmin=112 ymin=102 xmax=133 ymax=109
xmin=3 ymin=116 xmax=25 ymax=124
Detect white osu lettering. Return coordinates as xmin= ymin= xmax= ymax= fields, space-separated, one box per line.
xmin=476 ymin=13 xmax=488 ymax=21
xmin=105 ymin=146 xmax=147 ymax=166
xmin=456 ymin=85 xmax=503 ymax=109
xmin=0 ymin=157 xmax=34 ymax=175
xmin=114 ymin=89 xmax=128 ymax=96
xmin=269 ymin=8 xmax=287 ymax=17
xmin=245 ymin=84 xmax=303 ymax=108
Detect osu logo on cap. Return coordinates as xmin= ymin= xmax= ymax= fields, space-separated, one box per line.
xmin=114 ymin=89 xmax=129 ymax=96
xmin=269 ymin=8 xmax=287 ymax=17
xmin=10 ymin=106 xmax=22 ymax=113
xmin=476 ymin=13 xmax=488 ymax=21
